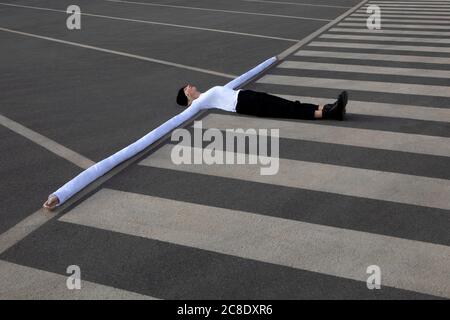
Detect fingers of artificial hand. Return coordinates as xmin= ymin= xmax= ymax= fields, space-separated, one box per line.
xmin=43 ymin=198 xmax=56 ymax=209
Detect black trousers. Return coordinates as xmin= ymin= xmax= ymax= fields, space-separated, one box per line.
xmin=235 ymin=89 xmax=318 ymax=120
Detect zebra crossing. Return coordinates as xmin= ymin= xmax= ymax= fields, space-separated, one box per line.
xmin=2 ymin=0 xmax=450 ymax=299
xmin=60 ymin=188 xmax=450 ymax=298
xmin=259 ymin=74 xmax=450 ymax=97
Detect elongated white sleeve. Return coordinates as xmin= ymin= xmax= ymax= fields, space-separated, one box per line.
xmin=52 ymin=103 xmax=202 ymax=204
xmin=51 ymin=56 xmax=277 ymax=206
xmin=224 ymin=57 xmax=276 ymax=89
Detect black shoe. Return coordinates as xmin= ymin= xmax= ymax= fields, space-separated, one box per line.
xmin=322 ymin=101 xmax=343 ymax=121
xmin=323 ymin=91 xmax=347 ymax=121
xmin=323 ymin=103 xmax=343 ymax=120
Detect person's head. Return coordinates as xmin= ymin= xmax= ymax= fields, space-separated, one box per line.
xmin=176 ymin=84 xmax=200 ymax=107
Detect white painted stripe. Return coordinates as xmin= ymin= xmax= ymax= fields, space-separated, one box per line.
xmin=330 ymin=27 xmax=450 ymax=36
xmin=365 ymin=3 xmax=450 ymax=6
xmin=372 ymin=1 xmax=450 ymax=2
xmin=373 ymin=0 xmax=450 ymax=1
xmin=140 ymin=144 xmax=450 ymax=210
xmin=339 ymin=22 xmax=450 ymax=29
xmin=278 ymin=60 xmax=450 ymax=79
xmin=371 ymin=2 xmax=450 ymax=3
xmin=362 ymin=4 xmax=450 ymax=7
xmin=345 ymin=17 xmax=450 ymax=23
xmin=0 ymin=261 xmax=155 ymax=299
xmin=370 ymin=1 xmax=450 ymax=3
xmin=375 ymin=1 xmax=450 ymax=2
xmin=199 ymin=113 xmax=450 ymax=157
xmin=241 ymin=0 xmax=352 ymax=8
xmin=0 ymin=210 xmax=54 ymax=253
xmin=103 ymin=0 xmax=331 ymax=21
xmin=320 ymin=34 xmax=450 ymax=44
xmin=363 ymin=10 xmax=450 ymax=15
xmin=372 ymin=4 xmax=450 ymax=6
xmin=0 ymin=2 xmax=298 ymax=42
xmin=363 ymin=5 xmax=450 ymax=10
xmin=0 ymin=114 xmax=94 ymax=169
xmin=364 ymin=8 xmax=450 ymax=12
xmin=308 ymin=40 xmax=450 ymax=53
xmin=357 ymin=9 xmax=450 ymax=13
xmin=0 ymin=27 xmax=235 ymax=79
xmin=271 ymin=92 xmax=450 ymax=122
xmin=371 ymin=1 xmax=450 ymax=4
xmin=295 ymin=50 xmax=450 ymax=65
xmin=367 ymin=4 xmax=450 ymax=7
xmin=351 ymin=13 xmax=450 ymax=19
xmin=275 ymin=0 xmax=369 ymax=59
xmin=60 ymin=188 xmax=450 ymax=298
xmin=258 ymin=74 xmax=450 ymax=98
xmin=373 ymin=3 xmax=450 ymax=5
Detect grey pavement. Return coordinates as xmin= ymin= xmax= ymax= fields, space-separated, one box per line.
xmin=1 ymin=0 xmax=449 ymax=299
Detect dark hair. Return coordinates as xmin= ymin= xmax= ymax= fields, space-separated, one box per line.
xmin=176 ymin=85 xmax=188 ymax=106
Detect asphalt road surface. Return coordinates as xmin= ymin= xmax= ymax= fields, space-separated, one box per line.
xmin=1 ymin=0 xmax=449 ymax=299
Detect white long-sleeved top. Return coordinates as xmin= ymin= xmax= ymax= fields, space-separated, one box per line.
xmin=193 ymin=86 xmax=241 ymax=112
